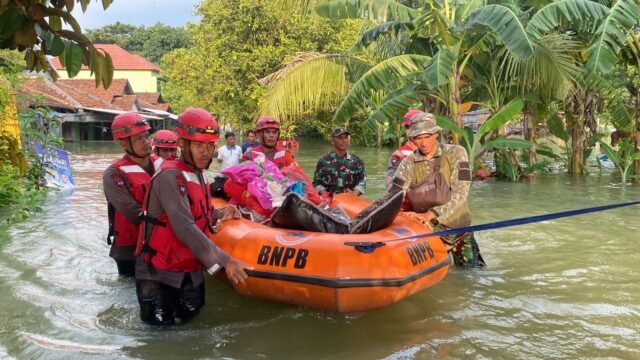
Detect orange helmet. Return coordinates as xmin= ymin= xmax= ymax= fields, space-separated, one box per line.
xmin=111 ymin=112 xmax=151 ymax=140
xmin=175 ymin=108 xmax=220 ymax=142
xmin=152 ymin=130 xmax=178 ymax=149
xmin=256 ymin=116 xmax=280 ymax=131
xmin=403 ymin=109 xmax=424 ymax=127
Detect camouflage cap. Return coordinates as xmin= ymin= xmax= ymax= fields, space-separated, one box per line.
xmin=409 ymin=112 xmax=441 ymax=138
xmin=331 ymin=127 xmax=350 ymax=137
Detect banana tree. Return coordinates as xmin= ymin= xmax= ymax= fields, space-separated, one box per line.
xmin=525 ymin=0 xmax=640 ymax=173
xmin=436 ymin=97 xmax=528 ymax=173
xmin=600 ymin=139 xmax=640 ymax=184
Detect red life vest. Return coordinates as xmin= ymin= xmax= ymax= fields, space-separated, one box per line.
xmin=246 ymin=144 xmax=296 ymax=169
xmin=136 ymin=159 xmax=212 ymax=272
xmin=106 ymin=155 xmax=155 ymax=247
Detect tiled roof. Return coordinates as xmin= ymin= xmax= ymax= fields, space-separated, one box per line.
xmin=50 ymin=44 xmax=161 ymax=71
xmin=138 ymin=99 xmax=170 ymax=112
xmin=56 ymin=79 xmax=132 ymax=103
xmin=19 ymin=76 xmax=173 ymax=115
xmin=111 ymin=95 xmax=139 ymax=111
xmin=136 ymin=92 xmax=170 ymax=112
xmin=20 ymin=78 xmax=82 ymax=109
xmin=136 ymin=92 xmax=162 ymax=103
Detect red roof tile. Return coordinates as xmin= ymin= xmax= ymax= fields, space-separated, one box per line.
xmin=56 ymin=79 xmax=132 ymax=102
xmin=111 ymin=95 xmax=139 ymax=111
xmin=50 ymin=44 xmax=161 ymax=71
xmin=136 ymin=92 xmax=170 ymax=112
xmin=140 ymin=100 xmax=170 ymax=112
xmin=19 ymin=77 xmax=172 ymax=114
xmin=20 ymin=78 xmax=81 ymax=109
xmin=136 ymin=92 xmax=162 ymax=103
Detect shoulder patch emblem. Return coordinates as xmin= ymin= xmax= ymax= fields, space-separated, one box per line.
xmin=111 ymin=173 xmax=126 ymax=189
xmin=458 ymin=161 xmax=471 ymax=181
xmin=176 ymin=174 xmax=188 ymax=197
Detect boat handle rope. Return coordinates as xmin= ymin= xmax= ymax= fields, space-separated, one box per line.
xmin=345 ymin=200 xmax=640 ymax=253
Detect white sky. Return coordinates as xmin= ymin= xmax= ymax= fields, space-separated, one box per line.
xmin=71 ymin=0 xmax=201 ymax=29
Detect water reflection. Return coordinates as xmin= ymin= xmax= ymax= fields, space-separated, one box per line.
xmin=0 ymin=140 xmax=638 ymax=358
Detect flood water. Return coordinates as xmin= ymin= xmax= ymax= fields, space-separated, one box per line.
xmin=1 ymin=139 xmax=639 ymax=359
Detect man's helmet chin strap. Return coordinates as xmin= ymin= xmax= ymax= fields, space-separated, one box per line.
xmin=125 ymin=137 xmax=147 ymax=159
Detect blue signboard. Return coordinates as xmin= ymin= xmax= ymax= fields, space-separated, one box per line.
xmin=33 ymin=144 xmax=74 ymax=189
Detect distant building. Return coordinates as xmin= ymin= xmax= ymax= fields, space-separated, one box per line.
xmin=49 ymin=44 xmax=161 ymax=93
xmin=19 ymin=77 xmax=173 ymax=141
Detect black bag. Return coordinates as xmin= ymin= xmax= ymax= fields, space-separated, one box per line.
xmin=210 ymin=176 xmax=229 ymax=200
xmin=271 ymin=193 xmax=350 ymax=234
xmin=349 ymin=191 xmax=404 ymax=234
xmin=407 ymin=158 xmax=451 ymax=213
xmin=272 ymin=191 xmax=404 ymax=235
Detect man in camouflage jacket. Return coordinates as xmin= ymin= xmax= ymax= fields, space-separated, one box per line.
xmin=313 ymin=127 xmax=367 ymax=196
xmin=392 ymin=113 xmax=485 ymax=267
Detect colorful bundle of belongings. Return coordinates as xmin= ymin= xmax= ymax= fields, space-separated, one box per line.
xmin=214 ymin=153 xmax=402 ymax=234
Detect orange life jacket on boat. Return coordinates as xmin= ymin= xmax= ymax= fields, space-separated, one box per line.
xmin=136 ymin=159 xmax=212 ymax=272
xmin=106 ymin=155 xmax=156 ymax=247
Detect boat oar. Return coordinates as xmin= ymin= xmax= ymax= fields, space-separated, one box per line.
xmin=345 ymin=200 xmax=640 ymax=253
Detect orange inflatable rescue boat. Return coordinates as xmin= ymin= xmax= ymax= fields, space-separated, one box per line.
xmin=210 ymin=193 xmax=450 ymax=313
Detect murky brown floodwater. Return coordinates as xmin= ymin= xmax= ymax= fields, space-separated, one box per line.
xmin=0 ymin=139 xmax=638 ymax=359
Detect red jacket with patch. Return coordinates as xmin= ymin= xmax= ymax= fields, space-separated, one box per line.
xmin=136 ymin=159 xmax=212 ymax=272
xmin=107 ymin=156 xmax=155 ymax=247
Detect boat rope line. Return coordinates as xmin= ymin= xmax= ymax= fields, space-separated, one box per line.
xmin=345 ymin=200 xmax=640 ymax=252
xmin=245 ymin=257 xmax=449 ymax=288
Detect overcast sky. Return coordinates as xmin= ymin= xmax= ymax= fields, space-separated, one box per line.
xmin=72 ymin=0 xmax=201 ymax=29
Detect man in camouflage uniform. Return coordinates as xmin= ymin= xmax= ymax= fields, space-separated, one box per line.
xmin=391 ymin=113 xmax=485 ymax=267
xmin=313 ymin=127 xmax=367 ymax=196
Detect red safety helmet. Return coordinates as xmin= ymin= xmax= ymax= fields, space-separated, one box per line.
xmin=152 ymin=130 xmax=178 ymax=149
xmin=111 ymin=112 xmax=151 ymax=140
xmin=402 ymin=109 xmax=424 ymax=127
xmin=256 ymin=116 xmax=281 ymax=131
xmin=175 ymin=108 xmax=220 ymax=142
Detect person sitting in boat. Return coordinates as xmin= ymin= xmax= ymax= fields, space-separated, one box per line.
xmin=386 ymin=109 xmax=423 ymax=185
xmin=313 ymin=127 xmax=367 ymax=197
xmin=134 ymin=107 xmax=252 ymax=326
xmin=103 ymin=112 xmax=156 ymax=277
xmin=243 ymin=116 xmax=297 ymax=169
xmin=390 ymin=113 xmax=485 ymax=267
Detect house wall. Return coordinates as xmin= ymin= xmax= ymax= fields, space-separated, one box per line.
xmin=56 ymin=70 xmax=159 ymax=92
xmin=0 ymin=94 xmax=21 ymax=146
xmin=61 ymin=112 xmax=117 ymax=141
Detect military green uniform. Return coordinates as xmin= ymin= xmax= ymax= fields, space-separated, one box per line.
xmin=313 ymin=151 xmax=367 ymax=195
xmin=394 ymin=144 xmax=485 ymax=267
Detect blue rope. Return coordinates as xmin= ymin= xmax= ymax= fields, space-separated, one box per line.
xmin=375 ymin=200 xmax=640 ymax=245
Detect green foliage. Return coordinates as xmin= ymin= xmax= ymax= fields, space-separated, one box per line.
xmin=332 ymin=54 xmax=429 ymax=124
xmin=463 ymin=5 xmax=535 ymax=60
xmin=600 ymin=138 xmax=640 ymax=184
xmin=586 ymin=0 xmax=640 ymax=74
xmin=0 ymin=49 xmax=22 ymax=113
xmin=435 ymin=98 xmax=527 ymax=177
xmin=85 ymin=22 xmax=191 ymax=64
xmin=0 ymin=1 xmax=115 ymax=88
xmin=162 ymin=0 xmax=359 ymax=131
xmin=316 ymin=0 xmax=420 ymax=22
xmin=18 ymin=107 xmax=63 ymax=187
